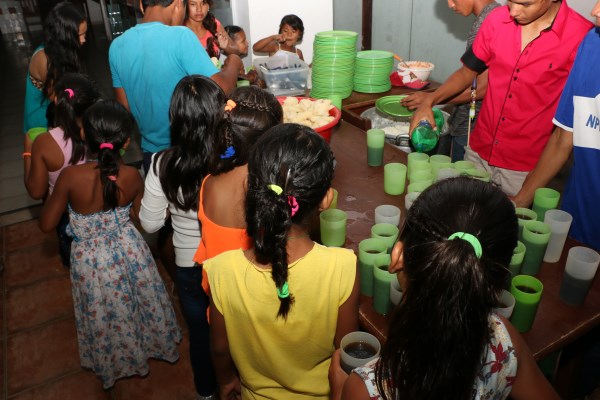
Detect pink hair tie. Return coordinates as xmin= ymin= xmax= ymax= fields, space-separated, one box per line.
xmin=99 ymin=143 xmax=114 ymax=150
xmin=288 ymin=195 xmax=299 ymax=217
xmin=64 ymin=88 xmax=74 ymax=98
xmin=107 ymin=175 xmax=117 ymax=181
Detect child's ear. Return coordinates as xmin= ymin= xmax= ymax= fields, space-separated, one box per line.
xmin=318 ymin=187 xmax=334 ymax=211
xmin=389 ymin=241 xmax=404 ymax=274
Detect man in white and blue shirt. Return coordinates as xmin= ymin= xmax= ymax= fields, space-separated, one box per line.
xmin=514 ymin=5 xmax=599 ymax=251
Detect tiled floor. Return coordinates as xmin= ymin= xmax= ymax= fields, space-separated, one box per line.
xmin=0 ymin=218 xmax=198 ymax=399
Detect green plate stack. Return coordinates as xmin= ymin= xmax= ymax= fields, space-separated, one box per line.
xmin=311 ymin=30 xmax=358 ymax=99
xmin=353 ymin=50 xmax=394 ymax=94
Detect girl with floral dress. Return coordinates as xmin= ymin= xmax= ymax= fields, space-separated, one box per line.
xmin=39 ymin=100 xmax=181 ymax=389
xmin=329 ymin=177 xmax=559 ymax=400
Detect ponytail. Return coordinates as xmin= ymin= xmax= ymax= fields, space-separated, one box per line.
xmin=375 ymin=177 xmax=516 ymax=400
xmin=82 ymin=100 xmax=136 ymax=211
xmin=203 ymin=12 xmax=219 ymax=58
xmin=245 ymin=124 xmax=335 ymax=320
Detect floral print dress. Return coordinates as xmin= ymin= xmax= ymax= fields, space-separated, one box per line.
xmin=67 ymin=205 xmax=182 ymax=388
xmin=353 ymin=313 xmax=517 ymax=399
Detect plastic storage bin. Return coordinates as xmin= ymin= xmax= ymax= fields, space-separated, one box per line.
xmin=254 ymin=57 xmax=309 ymax=96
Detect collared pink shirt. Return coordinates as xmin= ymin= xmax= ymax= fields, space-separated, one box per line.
xmin=465 ymin=1 xmax=592 ymax=171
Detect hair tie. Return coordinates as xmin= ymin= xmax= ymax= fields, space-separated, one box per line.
xmin=448 ymin=232 xmax=482 ymax=258
xmin=99 ymin=143 xmax=114 ymax=150
xmin=277 ymin=281 xmax=290 ymax=299
xmin=220 ymin=145 xmax=236 ymax=159
xmin=107 ymin=175 xmax=117 ymax=181
xmin=225 ymin=99 xmax=237 ymax=112
xmin=288 ymin=195 xmax=299 ymax=217
xmin=64 ymin=88 xmax=74 ymax=98
xmin=268 ymin=184 xmax=283 ymax=195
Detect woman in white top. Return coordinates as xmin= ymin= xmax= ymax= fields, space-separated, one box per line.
xmin=139 ymin=75 xmax=228 ymax=400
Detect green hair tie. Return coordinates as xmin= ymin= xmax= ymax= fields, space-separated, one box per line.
xmin=268 ymin=184 xmax=283 ymax=195
xmin=448 ymin=232 xmax=482 ymax=258
xmin=277 ymin=282 xmax=290 ymax=299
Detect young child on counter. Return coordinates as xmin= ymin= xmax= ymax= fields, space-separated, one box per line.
xmin=252 ymin=14 xmax=305 ymax=61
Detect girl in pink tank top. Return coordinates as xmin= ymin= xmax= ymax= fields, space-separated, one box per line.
xmin=23 ymin=73 xmax=99 ymax=267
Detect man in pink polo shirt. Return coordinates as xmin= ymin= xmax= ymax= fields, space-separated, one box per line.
xmin=408 ymin=0 xmax=592 ymax=195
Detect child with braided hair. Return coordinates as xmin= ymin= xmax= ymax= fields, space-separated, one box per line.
xmin=205 ymin=123 xmax=359 ymax=399
xmin=24 ymin=72 xmax=99 ymax=267
xmin=39 ymin=100 xmax=181 ymax=389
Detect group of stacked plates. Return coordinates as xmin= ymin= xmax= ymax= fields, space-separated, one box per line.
xmin=311 ymin=30 xmax=358 ymax=100
xmin=353 ymin=50 xmax=394 ymax=93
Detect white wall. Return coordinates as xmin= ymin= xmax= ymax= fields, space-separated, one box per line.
xmin=233 ymin=0 xmax=333 ymax=65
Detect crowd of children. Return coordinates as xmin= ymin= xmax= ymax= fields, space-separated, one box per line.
xmin=22 ymin=0 xmax=600 ymax=398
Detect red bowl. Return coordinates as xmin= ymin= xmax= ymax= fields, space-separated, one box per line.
xmin=277 ymin=96 xmax=342 ymax=143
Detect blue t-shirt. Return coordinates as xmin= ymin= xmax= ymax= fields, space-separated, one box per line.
xmin=109 ymin=22 xmax=218 ymax=153
xmin=553 ymin=27 xmax=600 ymax=251
xmin=23 ymin=46 xmax=50 ymax=133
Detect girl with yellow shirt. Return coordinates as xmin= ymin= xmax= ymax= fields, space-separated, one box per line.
xmin=205 ymin=124 xmax=360 ymax=399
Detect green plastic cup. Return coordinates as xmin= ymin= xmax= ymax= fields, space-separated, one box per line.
xmin=532 ymin=188 xmax=560 ymax=221
xmin=319 ymin=209 xmax=347 ymax=247
xmin=327 ymin=93 xmax=343 ymax=110
xmin=367 ymin=129 xmax=386 ymax=167
xmin=328 ymin=188 xmax=339 ymax=209
xmin=520 ymin=220 xmax=551 ymax=276
xmin=373 ymin=256 xmax=395 ymax=315
xmin=26 ymin=127 xmax=47 ymax=142
xmin=510 ymin=275 xmax=543 ymax=333
xmin=358 ymin=238 xmax=387 ymax=296
xmin=515 ymin=208 xmax=538 ymax=241
xmin=371 ymin=223 xmax=399 ymax=253
xmin=454 ymin=160 xmax=475 ymax=172
xmin=465 ymin=168 xmax=491 ymax=182
xmin=407 ymin=152 xmax=429 ymax=176
xmin=509 ymin=241 xmax=526 ymax=278
xmin=383 ymin=163 xmax=407 ymax=195
xmin=429 ymin=154 xmax=452 ymax=176
xmin=236 ymin=79 xmax=250 ymax=87
xmin=409 ymin=169 xmax=434 ymax=184
xmin=407 ymin=180 xmax=432 ymax=193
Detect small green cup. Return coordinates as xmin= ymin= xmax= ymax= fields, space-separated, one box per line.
xmin=409 ymin=169 xmax=434 ymax=184
xmin=26 ymin=127 xmax=47 ymax=142
xmin=509 ymin=241 xmax=526 ymax=277
xmin=328 ymin=188 xmax=339 ymax=209
xmin=358 ymin=238 xmax=388 ymax=296
xmin=515 ymin=208 xmax=538 ymax=241
xmin=465 ymin=168 xmax=491 ymax=182
xmin=407 ymin=180 xmax=432 ymax=193
xmin=454 ymin=160 xmax=475 ymax=172
xmin=371 ymin=223 xmax=399 ymax=253
xmin=383 ymin=163 xmax=407 ymax=195
xmin=510 ymin=275 xmax=543 ymax=333
xmin=407 ymin=152 xmax=429 ymax=176
xmin=319 ymin=209 xmax=347 ymax=247
xmin=429 ymin=154 xmax=452 ymax=176
xmin=532 ymin=188 xmax=560 ymax=221
xmin=373 ymin=256 xmax=395 ymax=315
xmin=367 ymin=129 xmax=386 ymax=167
xmin=520 ymin=220 xmax=551 ymax=276
xmin=327 ymin=93 xmax=343 ymax=110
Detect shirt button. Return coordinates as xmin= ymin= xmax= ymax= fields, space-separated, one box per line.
xmin=495 ymin=140 xmax=499 ymax=145
xmin=513 ymin=77 xmax=517 ymax=81
xmin=516 ymin=69 xmax=520 ymax=73
xmin=508 ymin=94 xmax=512 ymax=99
xmin=502 ymin=117 xmax=506 ymax=121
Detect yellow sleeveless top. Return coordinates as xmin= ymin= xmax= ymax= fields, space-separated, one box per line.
xmin=205 ymin=244 xmax=356 ymax=399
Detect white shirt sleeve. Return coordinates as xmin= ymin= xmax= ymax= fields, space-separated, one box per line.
xmin=139 ymin=154 xmax=169 ymax=233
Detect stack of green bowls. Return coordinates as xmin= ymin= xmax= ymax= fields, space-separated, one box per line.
xmin=353 ymin=50 xmax=394 ymax=93
xmin=311 ymin=30 xmax=358 ymax=99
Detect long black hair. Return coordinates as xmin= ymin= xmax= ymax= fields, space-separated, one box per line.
xmin=154 ymin=75 xmax=227 ymax=211
xmin=42 ymin=2 xmax=86 ymax=100
xmin=83 ymin=100 xmax=136 ymax=210
xmin=200 ymin=0 xmax=219 ymax=58
xmin=53 ymin=73 xmax=99 ymax=165
xmin=211 ymin=85 xmax=283 ymax=175
xmin=245 ymin=124 xmax=335 ymax=319
xmin=375 ymin=177 xmax=517 ymax=400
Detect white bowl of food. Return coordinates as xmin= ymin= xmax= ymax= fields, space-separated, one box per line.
xmin=397 ymin=61 xmax=435 ymax=83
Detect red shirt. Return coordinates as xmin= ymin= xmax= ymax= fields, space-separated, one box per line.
xmin=464 ymin=2 xmax=592 ymax=171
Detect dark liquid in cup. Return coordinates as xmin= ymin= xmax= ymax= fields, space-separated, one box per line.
xmin=529 ymin=230 xmax=544 ymax=235
xmin=559 ymin=272 xmax=592 ymax=306
xmin=366 ymin=250 xmax=381 ymax=254
xmin=344 ymin=342 xmax=378 ymax=360
xmin=516 ymin=285 xmax=537 ymax=294
xmin=517 ymin=213 xmax=533 ymax=220
xmin=498 ymin=302 xmax=508 ymax=308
